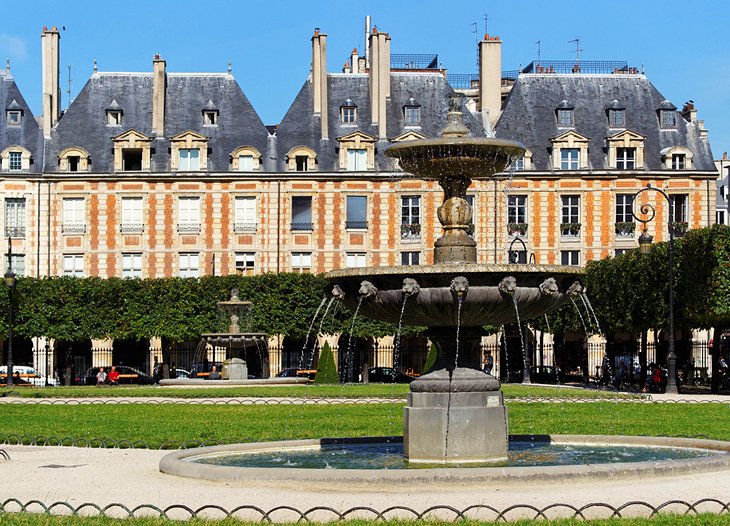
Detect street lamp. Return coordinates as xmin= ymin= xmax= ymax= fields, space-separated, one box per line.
xmin=631 ymin=183 xmax=678 ymax=394
xmin=4 ymin=237 xmax=16 ymax=387
xmin=507 ymin=237 xmax=536 ymax=264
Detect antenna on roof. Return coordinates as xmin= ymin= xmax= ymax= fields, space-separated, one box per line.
xmin=470 ymin=22 xmax=478 ymax=67
xmin=483 ymin=13 xmax=488 ymax=35
xmin=536 ymin=40 xmax=541 ymax=66
xmin=568 ymin=37 xmax=582 ymax=71
xmin=66 ymin=64 xmax=73 ymax=111
xmin=227 ymin=60 xmax=232 ymax=74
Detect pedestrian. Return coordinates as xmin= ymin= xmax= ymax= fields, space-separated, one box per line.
xmin=108 ymin=366 xmax=119 ymax=386
xmin=483 ymin=350 xmax=494 ymax=375
xmin=208 ymin=365 xmax=221 ymax=380
xmin=96 ymin=367 xmax=107 ymax=385
xmin=152 ymin=357 xmax=161 ymax=384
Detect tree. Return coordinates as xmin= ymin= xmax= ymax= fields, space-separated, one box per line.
xmin=314 ymin=342 xmax=339 ymax=384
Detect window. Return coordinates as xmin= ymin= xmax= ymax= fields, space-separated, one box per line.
xmin=669 ymin=194 xmax=688 ymax=223
xmin=346 ymin=252 xmax=366 ymax=268
xmin=507 ymin=195 xmax=527 ymax=236
xmin=404 ymin=106 xmax=421 ymax=126
xmin=609 ymin=109 xmax=625 ymax=128
xmin=615 ymin=194 xmax=635 ymax=237
xmin=511 ymin=157 xmax=525 ymax=171
xmin=62 ymin=198 xmax=85 ymax=234
xmin=672 ymin=154 xmax=686 ymax=170
xmin=346 ymin=196 xmax=367 ymax=229
xmin=66 ymin=156 xmax=80 ymax=172
xmin=203 ymin=110 xmax=218 ymax=126
xmin=560 ymin=148 xmax=579 ymax=170
xmin=616 ymin=148 xmax=636 ymax=170
xmin=122 ymin=253 xmax=142 ymax=278
xmin=238 ymin=155 xmax=254 ymax=171
xmin=295 ymin=156 xmax=309 ymax=172
xmin=401 ymin=195 xmax=421 ymax=240
xmin=291 ymin=252 xmax=312 ymax=273
xmin=291 ymin=196 xmax=312 ymax=231
xmin=560 ymin=195 xmax=580 ymax=237
xmin=465 ymin=194 xmax=475 ymax=236
xmin=508 ymin=250 xmax=527 ymax=264
xmin=557 ymin=109 xmax=574 ymax=127
xmin=178 ymin=197 xmax=200 ymax=233
xmin=346 ymin=149 xmax=367 ymax=171
xmin=121 ymin=197 xmax=143 ymax=234
xmin=179 ymin=149 xmax=200 ymax=171
xmin=561 ymin=250 xmax=580 ymax=266
xmin=660 ymin=110 xmax=677 ymax=128
xmin=341 ymin=104 xmax=357 ymax=124
xmin=122 ymin=149 xmax=142 ymax=171
xmin=8 ymin=254 xmax=24 ymax=276
xmin=63 ymin=254 xmax=84 ymax=277
xmin=7 ymin=110 xmax=21 ymax=126
xmin=106 ymin=110 xmax=122 ymax=126
xmin=286 ymin=146 xmax=316 ymax=172
xmin=179 ymin=253 xmax=199 ymax=278
xmin=234 ymin=196 xmax=256 ymax=233
xmin=4 ymin=198 xmax=26 ymax=238
xmin=235 ymin=252 xmax=255 ymax=275
xmin=718 ymin=210 xmax=726 ymax=225
xmin=113 ymin=130 xmax=151 ymax=171
xmin=401 ymin=251 xmax=420 ymax=266
xmin=8 ymin=151 xmax=22 ymax=171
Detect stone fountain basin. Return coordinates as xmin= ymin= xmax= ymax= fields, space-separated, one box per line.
xmin=160 ymin=434 xmax=730 ymax=490
xmin=201 ymin=333 xmax=268 ymax=349
xmin=325 ymin=263 xmax=584 ymax=327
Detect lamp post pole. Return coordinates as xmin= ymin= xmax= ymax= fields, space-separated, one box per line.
xmin=4 ymin=237 xmax=16 ymax=387
xmin=631 ymin=184 xmax=678 ymax=394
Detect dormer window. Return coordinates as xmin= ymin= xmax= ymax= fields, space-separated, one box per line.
xmin=1 ymin=146 xmax=32 ymax=172
xmin=106 ymin=110 xmax=122 ymax=126
xmin=8 ymin=151 xmax=22 ymax=171
xmin=658 ymin=100 xmax=678 ymax=129
xmin=661 ymin=146 xmax=693 ymax=170
xmin=672 ymin=154 xmax=686 ymax=170
xmin=556 ymin=100 xmax=574 ymax=127
xmin=6 ymin=110 xmax=22 ymax=126
xmin=606 ymin=100 xmax=625 ymax=128
xmin=403 ymin=97 xmax=421 ymax=126
xmin=341 ymin=98 xmax=357 ymax=125
xmin=203 ymin=110 xmax=218 ymax=126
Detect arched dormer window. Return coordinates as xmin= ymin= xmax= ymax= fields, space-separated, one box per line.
xmin=1 ymin=145 xmax=32 ymax=172
xmin=340 ymin=98 xmax=357 ymax=125
xmin=660 ymin=146 xmax=693 ymax=170
xmin=403 ymin=97 xmax=421 ymax=127
xmin=230 ymin=145 xmax=262 ymax=172
xmin=58 ymin=146 xmax=91 ymax=172
xmin=286 ymin=145 xmax=317 ymax=172
xmin=511 ymin=149 xmax=533 ymax=171
xmin=658 ymin=100 xmax=678 ymax=129
xmin=556 ymin=100 xmax=574 ymax=128
xmin=606 ymin=99 xmax=626 ymax=128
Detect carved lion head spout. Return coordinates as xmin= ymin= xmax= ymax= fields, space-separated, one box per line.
xmin=402 ymin=278 xmax=420 ymax=297
xmin=539 ymin=277 xmax=558 ymax=296
xmin=359 ymin=280 xmax=378 ymax=299
xmin=567 ymin=281 xmax=584 ymax=297
xmin=450 ymin=276 xmax=469 ymax=298
xmin=498 ymin=276 xmax=517 ymax=296
xmin=330 ymin=284 xmax=345 ymax=300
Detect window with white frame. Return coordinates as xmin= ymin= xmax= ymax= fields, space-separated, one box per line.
xmin=8 ymin=151 xmax=22 ymax=171
xmin=401 ymin=195 xmax=421 ymax=240
xmin=346 ymin=196 xmax=367 ymax=229
xmin=718 ymin=210 xmax=726 ymax=225
xmin=511 ymin=156 xmax=525 ymax=171
xmin=609 ymin=109 xmax=625 ymax=128
xmin=291 ymin=196 xmax=312 ymax=231
xmin=122 ymin=253 xmax=142 ymax=278
xmin=8 ymin=254 xmax=24 ymax=276
xmin=557 ymin=109 xmax=574 ymax=127
xmin=234 ymin=196 xmax=256 ymax=232
xmin=235 ymin=252 xmax=255 ymax=275
xmin=203 ymin=110 xmax=218 ymax=126
xmin=179 ymin=253 xmax=199 ymax=278
xmin=178 ymin=197 xmax=200 ymax=233
xmin=669 ymin=194 xmax=688 ymax=223
xmin=4 ymin=197 xmax=25 ymax=238
xmin=7 ymin=110 xmax=22 ymax=126
xmin=106 ymin=110 xmax=122 ymax=126
xmin=401 ymin=251 xmax=420 ymax=266
xmin=291 ymin=252 xmax=312 ymax=273
xmin=238 ymin=155 xmax=254 ymax=171
xmin=660 ymin=110 xmax=677 ymax=128
xmin=346 ymin=252 xmax=366 ymax=268
xmin=560 ymin=250 xmax=580 ymax=266
xmin=178 ymin=148 xmax=200 ymax=171
xmin=62 ymin=198 xmax=85 ymax=234
xmin=121 ymin=197 xmax=143 ymax=234
xmin=507 ymin=195 xmax=527 ymax=236
xmin=616 ymin=147 xmax=636 ymax=170
xmin=672 ymin=154 xmax=686 ymax=170
xmin=341 ymin=104 xmax=357 ymax=124
xmin=63 ymin=254 xmax=84 ymax=277
xmin=560 ymin=148 xmax=579 ymax=170
xmin=346 ymin=149 xmax=367 ymax=171
xmin=404 ymin=106 xmax=421 ymax=126
xmin=615 ymin=194 xmax=635 ymax=237
xmin=560 ymin=195 xmax=580 ymax=237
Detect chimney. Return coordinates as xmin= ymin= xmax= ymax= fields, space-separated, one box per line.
xmin=368 ymin=30 xmax=390 ymax=140
xmin=41 ymin=26 xmax=61 ymax=137
xmin=681 ymin=101 xmax=697 ymax=123
xmin=478 ymin=34 xmax=502 ymax=132
xmin=152 ymin=54 xmax=166 ymax=136
xmin=311 ymin=29 xmax=328 ymax=140
xmin=350 ymin=48 xmax=359 ymax=74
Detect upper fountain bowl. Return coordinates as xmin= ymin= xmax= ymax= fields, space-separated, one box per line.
xmin=385 ymin=137 xmax=526 ymax=181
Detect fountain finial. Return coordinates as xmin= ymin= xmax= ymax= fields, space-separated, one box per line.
xmin=441 ymin=94 xmax=470 ymax=138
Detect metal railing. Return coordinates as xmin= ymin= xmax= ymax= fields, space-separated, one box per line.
xmin=233 ymin=222 xmax=257 ymax=233
xmin=120 ymin=223 xmax=143 ymax=234
xmin=4 ymin=226 xmax=25 ymax=238
xmin=446 ymin=74 xmax=478 ymax=89
xmin=61 ymin=223 xmax=86 ymax=234
xmin=177 ymin=223 xmax=201 ymax=234
xmin=391 ymin=53 xmax=438 ymax=70
xmin=290 ymin=222 xmax=313 ymax=232
xmin=521 ymin=60 xmax=633 ymax=75
xmin=345 ymin=221 xmax=367 ymax=230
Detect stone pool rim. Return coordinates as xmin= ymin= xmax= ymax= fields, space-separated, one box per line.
xmin=159 ymin=434 xmax=730 ymax=489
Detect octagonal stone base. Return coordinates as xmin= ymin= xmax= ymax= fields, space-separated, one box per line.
xmin=222 ymin=358 xmax=248 ymax=380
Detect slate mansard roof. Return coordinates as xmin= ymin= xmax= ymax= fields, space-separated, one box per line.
xmin=275 ymin=72 xmax=485 ymax=172
xmin=495 ymin=74 xmax=715 ymax=172
xmin=0 ymin=70 xmax=42 ymax=173
xmin=45 ymin=71 xmax=269 ymax=173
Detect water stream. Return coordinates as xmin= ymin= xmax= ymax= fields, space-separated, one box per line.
xmin=299 ymin=296 xmax=327 ymax=369
xmin=393 ymin=296 xmax=409 ymax=370
xmin=308 ymin=297 xmax=338 ymax=369
xmin=344 ymin=297 xmax=364 ymax=383
xmin=500 ymin=326 xmax=509 ymax=382
xmin=581 ymin=292 xmax=602 ymax=335
xmin=570 ymin=296 xmax=589 ymax=335
xmin=512 ymin=296 xmax=527 ymax=382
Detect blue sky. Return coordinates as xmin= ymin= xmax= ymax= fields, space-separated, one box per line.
xmin=4 ymin=0 xmax=730 ymax=156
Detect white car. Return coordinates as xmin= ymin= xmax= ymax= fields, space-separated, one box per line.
xmin=0 ymin=365 xmax=59 ymax=386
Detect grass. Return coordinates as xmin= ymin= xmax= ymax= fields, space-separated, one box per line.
xmin=2 ymin=400 xmax=728 ymax=448
xmin=0 ymin=383 xmax=644 ymax=400
xmin=2 ymin=514 xmax=730 ymax=525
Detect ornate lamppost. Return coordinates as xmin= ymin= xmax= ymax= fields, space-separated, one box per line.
xmin=4 ymin=238 xmax=16 ymax=387
xmin=631 ymin=183 xmax=678 ymax=394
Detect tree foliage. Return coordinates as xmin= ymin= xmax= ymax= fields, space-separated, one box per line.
xmin=314 ymin=342 xmax=339 ymax=384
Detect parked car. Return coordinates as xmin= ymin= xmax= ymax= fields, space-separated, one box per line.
xmin=84 ymin=366 xmax=153 ymax=385
xmin=0 ymin=365 xmax=59 ymax=386
xmin=172 ymin=368 xmax=191 ymax=379
xmin=276 ymin=368 xmax=317 ymax=381
xmin=367 ymin=367 xmax=416 ymax=384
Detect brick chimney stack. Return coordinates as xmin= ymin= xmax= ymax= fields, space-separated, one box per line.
xmin=311 ymin=29 xmax=329 ymax=140
xmin=41 ymin=26 xmax=61 ymax=137
xmin=152 ymin=54 xmax=167 ymax=136
xmin=479 ymin=34 xmax=502 ymax=132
